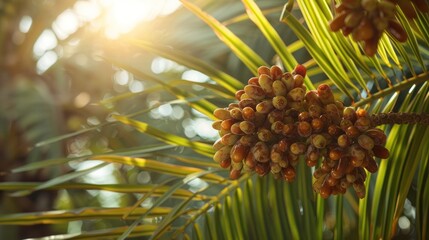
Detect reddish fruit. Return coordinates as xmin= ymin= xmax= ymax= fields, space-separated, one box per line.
xmin=346 ymin=126 xmax=361 ymax=139
xmin=235 ymin=90 xmax=245 ymax=100
xmin=329 ymin=147 xmax=343 ymax=161
xmin=298 ymin=121 xmax=312 ymax=137
xmin=310 ymin=119 xmax=322 ymax=133
xmin=356 ymin=108 xmax=367 ymax=117
xmin=294 ymin=64 xmax=307 ymax=77
xmin=248 ymin=76 xmax=260 ymax=85
xmin=283 ymin=166 xmax=296 ymax=182
xmin=319 ymin=184 xmax=332 ymax=199
xmin=221 ymin=118 xmax=236 ymax=130
xmin=305 ymin=91 xmax=323 ymax=107
xmin=326 ymin=174 xmax=339 ymax=186
xmin=255 ymin=163 xmax=269 ymax=176
xmin=331 ymin=157 xmax=349 ymax=179
xmin=372 ymin=145 xmax=390 ymax=159
xmin=220 ymin=159 xmax=231 ymax=168
xmin=328 ymin=125 xmax=343 ymax=137
xmin=387 ymin=20 xmax=408 ymax=42
xmin=317 ymin=84 xmax=335 ymax=105
xmin=293 ymin=75 xmax=304 ymax=87
xmin=257 ymin=66 xmax=271 ymax=76
xmin=278 ymin=138 xmax=290 ymax=152
xmin=365 ymin=157 xmax=378 ymax=173
xmin=245 ymin=152 xmax=256 ymax=169
xmin=270 ymin=65 xmax=283 ymax=80
xmin=306 ymin=158 xmax=318 ymax=167
xmin=230 ymin=143 xmax=249 ymax=163
xmin=282 ymin=123 xmax=296 ymax=136
xmin=229 ymin=169 xmax=241 ymax=180
xmin=330 ymin=11 xmax=347 ymax=32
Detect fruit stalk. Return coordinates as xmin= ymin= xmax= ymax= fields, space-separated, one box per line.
xmin=371 ymin=112 xmax=429 ymax=126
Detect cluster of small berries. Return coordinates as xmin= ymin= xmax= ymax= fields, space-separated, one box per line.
xmin=212 ymin=65 xmax=390 ymax=198
xmin=329 ymin=0 xmax=410 ymax=56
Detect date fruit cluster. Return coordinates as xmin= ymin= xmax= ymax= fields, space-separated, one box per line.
xmin=212 ymin=65 xmax=390 ymax=199
xmin=392 ymin=0 xmax=429 ymax=19
xmin=330 ymin=0 xmax=408 ymax=56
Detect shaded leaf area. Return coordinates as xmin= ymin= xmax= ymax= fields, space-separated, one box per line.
xmin=0 ymin=182 xmax=210 ymax=200
xmin=184 ymin=173 xmax=358 ymax=240
xmin=21 ymin=225 xmax=158 ymax=240
xmin=363 ymin=82 xmax=429 ymax=239
xmin=0 ymin=207 xmax=171 ymax=225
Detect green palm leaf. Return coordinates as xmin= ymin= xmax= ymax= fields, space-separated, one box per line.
xmin=180 ymin=0 xmax=268 ymax=75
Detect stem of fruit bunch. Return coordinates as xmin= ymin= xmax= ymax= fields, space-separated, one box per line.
xmin=353 ymin=72 xmax=429 ymax=107
xmin=370 ymin=112 xmax=429 ymax=126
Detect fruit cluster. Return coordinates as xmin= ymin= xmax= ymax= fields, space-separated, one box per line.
xmin=212 ymin=65 xmax=390 ymax=199
xmin=392 ymin=0 xmax=429 ymax=19
xmin=330 ymin=0 xmax=408 ymax=56
xmin=311 ymin=107 xmax=389 ymax=198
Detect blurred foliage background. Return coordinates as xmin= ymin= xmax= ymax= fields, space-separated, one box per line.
xmin=0 ymin=0 xmax=428 ymax=239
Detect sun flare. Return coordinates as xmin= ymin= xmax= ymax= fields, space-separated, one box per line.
xmin=97 ymin=0 xmax=181 ymax=39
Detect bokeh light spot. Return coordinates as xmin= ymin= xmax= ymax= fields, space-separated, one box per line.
xmin=129 ymin=80 xmax=144 ymax=93
xmin=33 ymin=30 xmax=58 ymax=57
xmin=114 ymin=70 xmax=130 ymax=85
xmin=158 ymin=103 xmax=173 ymax=117
xmin=19 ymin=15 xmax=32 ymax=33
xmin=74 ymin=92 xmax=91 ymax=108
xmin=36 ymin=51 xmax=58 ymax=74
xmin=182 ymin=70 xmax=209 ymax=83
xmin=74 ymin=0 xmax=100 ymax=21
xmin=52 ymin=9 xmax=80 ymax=40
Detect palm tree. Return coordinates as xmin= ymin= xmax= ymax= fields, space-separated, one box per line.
xmin=1 ymin=0 xmax=428 ymax=239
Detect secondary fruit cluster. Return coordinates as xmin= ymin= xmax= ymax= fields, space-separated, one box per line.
xmin=330 ymin=0 xmax=408 ymax=56
xmin=212 ymin=65 xmax=390 ymax=199
xmin=392 ymin=0 xmax=429 ymax=19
